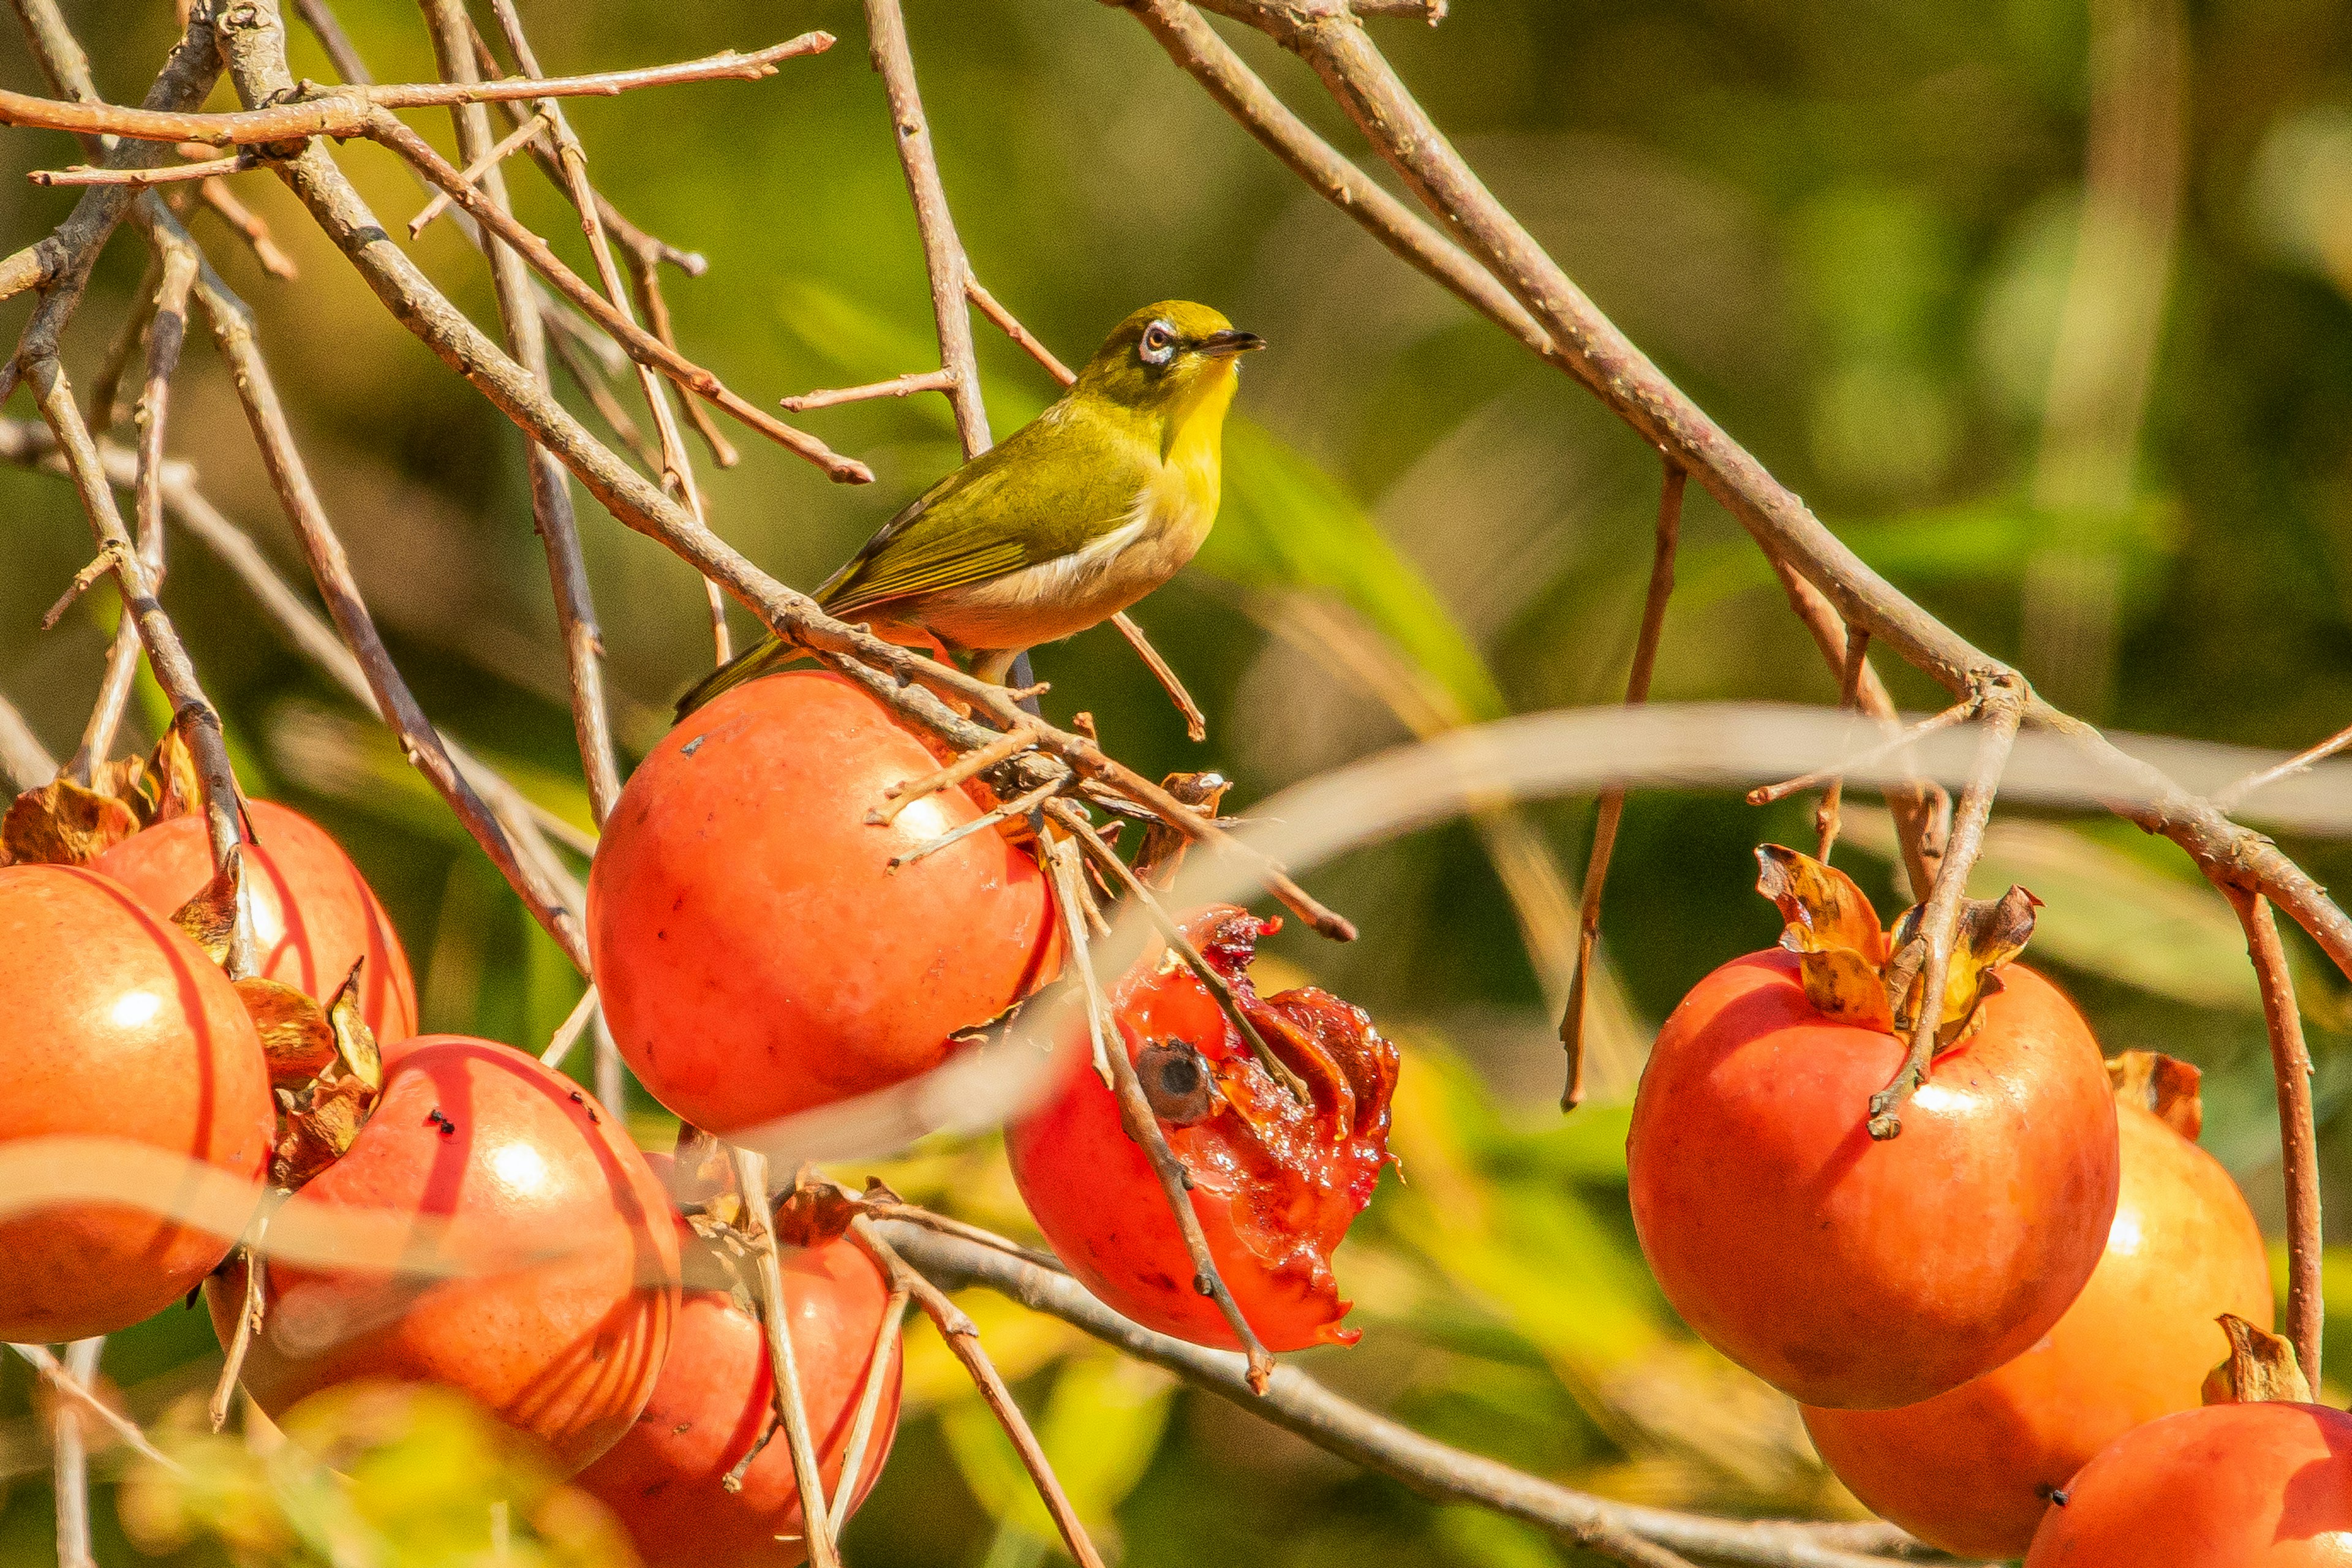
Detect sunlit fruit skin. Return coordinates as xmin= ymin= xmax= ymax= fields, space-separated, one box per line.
xmin=587 ymin=671 xmax=1058 ymax=1135
xmin=0 ymin=864 xmax=274 ymax=1342
xmin=1007 ymin=906 xmax=1398 ymax=1353
xmin=92 ymin=799 xmax=418 ymax=1041
xmin=2022 ymin=1401 xmax=2352 ymax=1564
xmin=576 ymin=1161 xmax=902 ymax=1568
xmin=1801 ymin=1090 xmax=2273 ymax=1557
xmin=206 ymin=1036 xmax=679 ymax=1472
xmin=1627 ymin=951 xmax=2119 ymax=1409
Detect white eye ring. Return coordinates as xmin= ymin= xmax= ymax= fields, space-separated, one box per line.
xmin=1139 ymin=322 xmax=1176 ymax=366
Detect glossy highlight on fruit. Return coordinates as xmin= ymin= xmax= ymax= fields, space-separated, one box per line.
xmin=2023 ymin=1401 xmax=2352 ymax=1564
xmin=1008 ymin=905 xmax=1397 ymax=1352
xmin=577 ymin=1158 xmax=902 ymax=1568
xmin=588 ymin=671 xmax=1058 ymax=1135
xmin=1803 ymin=1053 xmax=2272 ymax=1557
xmin=1627 ymin=848 xmax=2120 ymax=1409
xmin=0 ymin=863 xmax=275 ymax=1342
xmin=92 ymin=799 xmax=418 ymax=1041
xmin=208 ymin=1036 xmax=679 ymax=1472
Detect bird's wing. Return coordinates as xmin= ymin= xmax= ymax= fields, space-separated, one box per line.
xmin=817 ymin=412 xmax=1146 ymax=616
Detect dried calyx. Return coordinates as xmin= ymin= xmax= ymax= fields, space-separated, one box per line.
xmin=2202 ymin=1313 xmax=2312 ymax=1406
xmin=268 ymin=960 xmax=385 ymax=1188
xmin=1755 ymin=844 xmax=2038 ymax=1049
xmin=0 ymin=729 xmax=203 ymax=866
xmin=2108 ymin=1050 xmax=2203 ymax=1139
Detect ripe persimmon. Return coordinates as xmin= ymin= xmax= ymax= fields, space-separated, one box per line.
xmin=1803 ymin=1052 xmax=2272 ymax=1556
xmin=587 ymin=672 xmax=1057 ymax=1136
xmin=0 ymin=863 xmax=274 ymax=1341
xmin=208 ymin=1036 xmax=678 ymax=1472
xmin=1628 ymin=848 xmax=2119 ymax=1409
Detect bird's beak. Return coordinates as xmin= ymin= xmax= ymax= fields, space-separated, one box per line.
xmin=1196 ymin=329 xmax=1267 ymax=358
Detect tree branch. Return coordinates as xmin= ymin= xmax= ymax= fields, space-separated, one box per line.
xmin=2226 ymin=888 xmax=2324 ymax=1387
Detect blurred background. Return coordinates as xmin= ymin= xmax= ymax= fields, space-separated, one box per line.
xmin=6 ymin=0 xmax=2352 ymax=1562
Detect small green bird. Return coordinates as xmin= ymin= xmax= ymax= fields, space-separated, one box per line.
xmin=677 ymin=300 xmax=1264 ymax=717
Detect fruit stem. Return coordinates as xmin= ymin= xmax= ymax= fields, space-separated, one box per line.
xmin=2225 ymin=887 xmax=2325 ymax=1389
xmin=1866 ymin=676 xmax=2023 ymax=1140
xmin=209 ymin=1187 xmax=285 ymax=1432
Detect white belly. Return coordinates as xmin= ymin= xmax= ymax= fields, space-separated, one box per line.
xmin=914 ymin=504 xmax=1203 ymax=652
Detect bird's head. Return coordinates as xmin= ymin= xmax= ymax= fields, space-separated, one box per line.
xmin=1072 ymin=301 xmax=1265 ymax=435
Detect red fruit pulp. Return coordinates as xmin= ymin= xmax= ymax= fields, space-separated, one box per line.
xmin=1803 ymin=1079 xmax=2273 ymax=1556
xmin=576 ymin=1160 xmax=902 ymax=1568
xmin=208 ymin=1036 xmax=678 ymax=1472
xmin=588 ymin=672 xmax=1058 ymax=1135
xmin=92 ymin=798 xmax=418 ymax=1041
xmin=1007 ymin=906 xmax=1397 ymax=1352
xmin=0 ymin=864 xmax=274 ymax=1341
xmin=1629 ymin=952 xmax=2119 ymax=1409
xmin=2023 ymin=1401 xmax=2352 ymax=1564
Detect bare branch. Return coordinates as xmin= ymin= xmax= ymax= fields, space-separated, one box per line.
xmin=29 ymin=151 xmax=254 ymax=186
xmin=888 ymin=1224 xmax=1925 ymax=1568
xmin=967 ymin=276 xmax=1076 ymax=386
xmin=193 ymin=174 xmax=298 ymax=279
xmin=780 ymin=367 xmax=957 ymax=412
xmin=864 ymin=0 xmax=993 ymax=452
xmin=1562 ymin=460 xmax=1681 ymax=1110
xmin=729 ymin=1148 xmax=840 ymax=1568
xmin=1112 ymin=611 xmax=1207 ymax=741
xmin=852 ymin=1218 xmax=1110 ymax=1568
xmin=0 ymin=34 xmax=837 ymax=146
xmin=47 ymin=1336 xmax=100 ymax=1568
xmin=2215 ymin=720 xmax=2352 ymax=814
xmin=2227 ymin=888 xmax=2323 ymax=1388
xmin=6 ymin=1342 xmax=179 ymax=1472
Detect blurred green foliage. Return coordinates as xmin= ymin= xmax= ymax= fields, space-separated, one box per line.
xmin=7 ymin=0 xmax=2352 ymax=1563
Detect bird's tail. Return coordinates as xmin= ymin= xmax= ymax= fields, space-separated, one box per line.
xmin=674 ymin=632 xmax=796 ymax=720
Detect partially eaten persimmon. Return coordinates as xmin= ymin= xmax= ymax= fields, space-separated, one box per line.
xmin=1006 ymin=905 xmax=1397 ymax=1353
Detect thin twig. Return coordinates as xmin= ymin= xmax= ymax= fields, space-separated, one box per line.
xmin=2214 ymin=720 xmax=2352 ymax=814
xmin=475 ymin=1 xmax=735 ymax=668
xmin=0 ymin=34 xmax=839 ymax=145
xmin=728 ymin=1148 xmax=839 ymax=1568
xmin=2227 ymin=887 xmax=2323 ymax=1388
xmin=889 ymin=1224 xmax=1909 ymax=1568
xmin=864 ymin=0 xmax=992 ymax=453
xmin=29 ymin=151 xmax=253 ymax=186
xmin=1112 ymin=611 xmax=1207 ymax=741
xmin=850 ymin=1218 xmax=1109 ymax=1568
xmin=50 ymin=1337 xmax=100 ymax=1568
xmin=540 ymin=984 xmax=601 ymax=1070
xmin=6 ymin=1343 xmax=179 ymax=1472
xmin=873 ymin=724 xmax=1036 ymax=825
xmin=1561 ymin=460 xmax=1681 ymax=1110
xmin=889 ymin=777 xmax=1061 ymax=867
xmin=208 ymin=1193 xmax=280 ymax=1431
xmin=967 ymin=275 xmax=1076 ymax=386
xmin=1866 ymin=677 xmax=2026 ymax=1140
xmin=827 ymin=1284 xmax=908 ymax=1526
xmin=780 ymin=367 xmax=957 ymax=412
xmin=1744 ymin=699 xmax=1977 ymax=808
xmin=405 ymin=107 xmax=546 ymax=236
xmin=1046 ymin=839 xmax=1281 ymax=1392
xmin=1814 ymin=625 xmax=1871 ymax=861
xmin=71 ymin=243 xmax=195 ymax=779
xmin=419 ymin=0 xmax=624 ymax=827
xmin=194 ymin=175 xmax=298 ymax=279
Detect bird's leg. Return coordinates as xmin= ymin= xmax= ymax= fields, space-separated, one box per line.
xmin=971 ymin=648 xmax=1022 ymax=685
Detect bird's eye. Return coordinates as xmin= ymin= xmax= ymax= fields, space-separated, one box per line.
xmin=1139 ymin=322 xmax=1176 ymax=366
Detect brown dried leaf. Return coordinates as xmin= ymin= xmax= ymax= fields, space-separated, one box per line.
xmin=1755 ymin=845 xmax=1893 ymax=1027
xmin=2108 ymin=1050 xmax=2204 ymax=1140
xmin=670 ymin=1125 xmax=735 ymax=1212
xmin=235 ymin=976 xmax=336 ymax=1088
xmin=270 ymin=1074 xmax=375 ymax=1189
xmin=1134 ymin=772 xmax=1232 ymax=891
xmin=2202 ymin=1313 xmax=2311 ymax=1406
xmin=1891 ymin=884 xmax=2040 ymax=1045
xmin=2 ymin=778 xmax=142 ymax=865
xmin=169 ymin=854 xmax=242 ymax=968
xmin=325 ymin=959 xmax=380 ymax=1092
xmin=143 ymin=725 xmax=202 ymax=825
xmin=89 ymin=755 xmax=151 ymax=816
